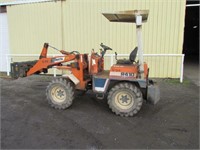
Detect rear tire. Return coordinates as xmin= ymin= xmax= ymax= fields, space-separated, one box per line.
xmin=46 ymin=78 xmax=75 ymax=109
xmin=107 ymin=82 xmax=143 ymax=117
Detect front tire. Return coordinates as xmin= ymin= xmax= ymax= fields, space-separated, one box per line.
xmin=107 ymin=82 xmax=143 ymax=117
xmin=46 ymin=78 xmax=75 ymax=109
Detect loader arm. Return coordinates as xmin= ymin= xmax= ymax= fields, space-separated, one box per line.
xmin=27 ymin=54 xmax=76 ymax=76
xmin=10 ymin=43 xmax=77 ymax=79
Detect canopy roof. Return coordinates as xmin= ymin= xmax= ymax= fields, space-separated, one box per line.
xmin=102 ymin=10 xmax=149 ymax=23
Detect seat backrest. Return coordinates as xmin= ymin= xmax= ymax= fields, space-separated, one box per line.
xmin=129 ymin=47 xmax=138 ymax=63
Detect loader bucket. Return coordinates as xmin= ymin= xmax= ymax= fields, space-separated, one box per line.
xmin=147 ymin=82 xmax=160 ymax=105
xmin=10 ymin=60 xmax=37 ymax=79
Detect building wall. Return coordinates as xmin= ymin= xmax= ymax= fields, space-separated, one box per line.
xmin=0 ymin=0 xmax=13 ymax=3
xmin=5 ymin=0 xmax=186 ymax=77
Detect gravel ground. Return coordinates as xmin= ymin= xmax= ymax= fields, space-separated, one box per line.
xmin=0 ymin=75 xmax=199 ymax=149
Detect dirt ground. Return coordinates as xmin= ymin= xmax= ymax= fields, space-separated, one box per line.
xmin=0 ymin=75 xmax=199 ymax=149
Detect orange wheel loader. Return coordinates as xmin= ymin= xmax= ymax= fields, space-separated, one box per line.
xmin=10 ymin=10 xmax=160 ymax=117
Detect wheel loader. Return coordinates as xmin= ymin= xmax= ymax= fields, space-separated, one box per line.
xmin=10 ymin=10 xmax=160 ymax=117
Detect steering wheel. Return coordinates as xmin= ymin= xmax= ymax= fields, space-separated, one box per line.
xmin=100 ymin=43 xmax=112 ymax=51
xmin=70 ymin=51 xmax=80 ymax=54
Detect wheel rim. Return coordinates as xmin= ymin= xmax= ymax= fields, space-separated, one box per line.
xmin=50 ymin=85 xmax=66 ymax=103
xmin=114 ymin=90 xmax=134 ymax=110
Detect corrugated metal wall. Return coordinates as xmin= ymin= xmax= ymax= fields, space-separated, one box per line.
xmin=6 ymin=0 xmax=186 ymax=78
xmin=7 ymin=1 xmax=62 ymax=53
xmin=0 ymin=0 xmax=13 ymax=3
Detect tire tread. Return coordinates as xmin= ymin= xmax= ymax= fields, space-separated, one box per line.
xmin=46 ymin=78 xmax=75 ymax=110
xmin=107 ymin=82 xmax=143 ymax=117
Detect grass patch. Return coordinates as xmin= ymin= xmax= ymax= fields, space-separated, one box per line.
xmin=0 ymin=72 xmax=11 ymax=79
xmin=164 ymin=78 xmax=191 ymax=85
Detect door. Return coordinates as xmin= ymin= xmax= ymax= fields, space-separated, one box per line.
xmin=0 ymin=6 xmax=10 ymax=72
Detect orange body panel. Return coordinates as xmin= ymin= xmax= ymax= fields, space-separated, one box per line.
xmin=143 ymin=63 xmax=148 ymax=77
xmin=90 ymin=52 xmax=104 ymax=74
xmin=110 ymin=63 xmax=148 ymax=79
xmin=70 ymin=54 xmax=89 ymax=89
xmin=54 ymin=54 xmax=90 ymax=90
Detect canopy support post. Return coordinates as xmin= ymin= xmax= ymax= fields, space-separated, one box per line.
xmin=136 ymin=15 xmax=144 ymax=78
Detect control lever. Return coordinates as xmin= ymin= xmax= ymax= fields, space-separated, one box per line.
xmin=115 ymin=52 xmax=118 ymax=60
xmin=100 ymin=43 xmax=112 ymax=58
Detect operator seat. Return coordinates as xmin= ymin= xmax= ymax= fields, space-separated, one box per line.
xmin=116 ymin=47 xmax=138 ymax=65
